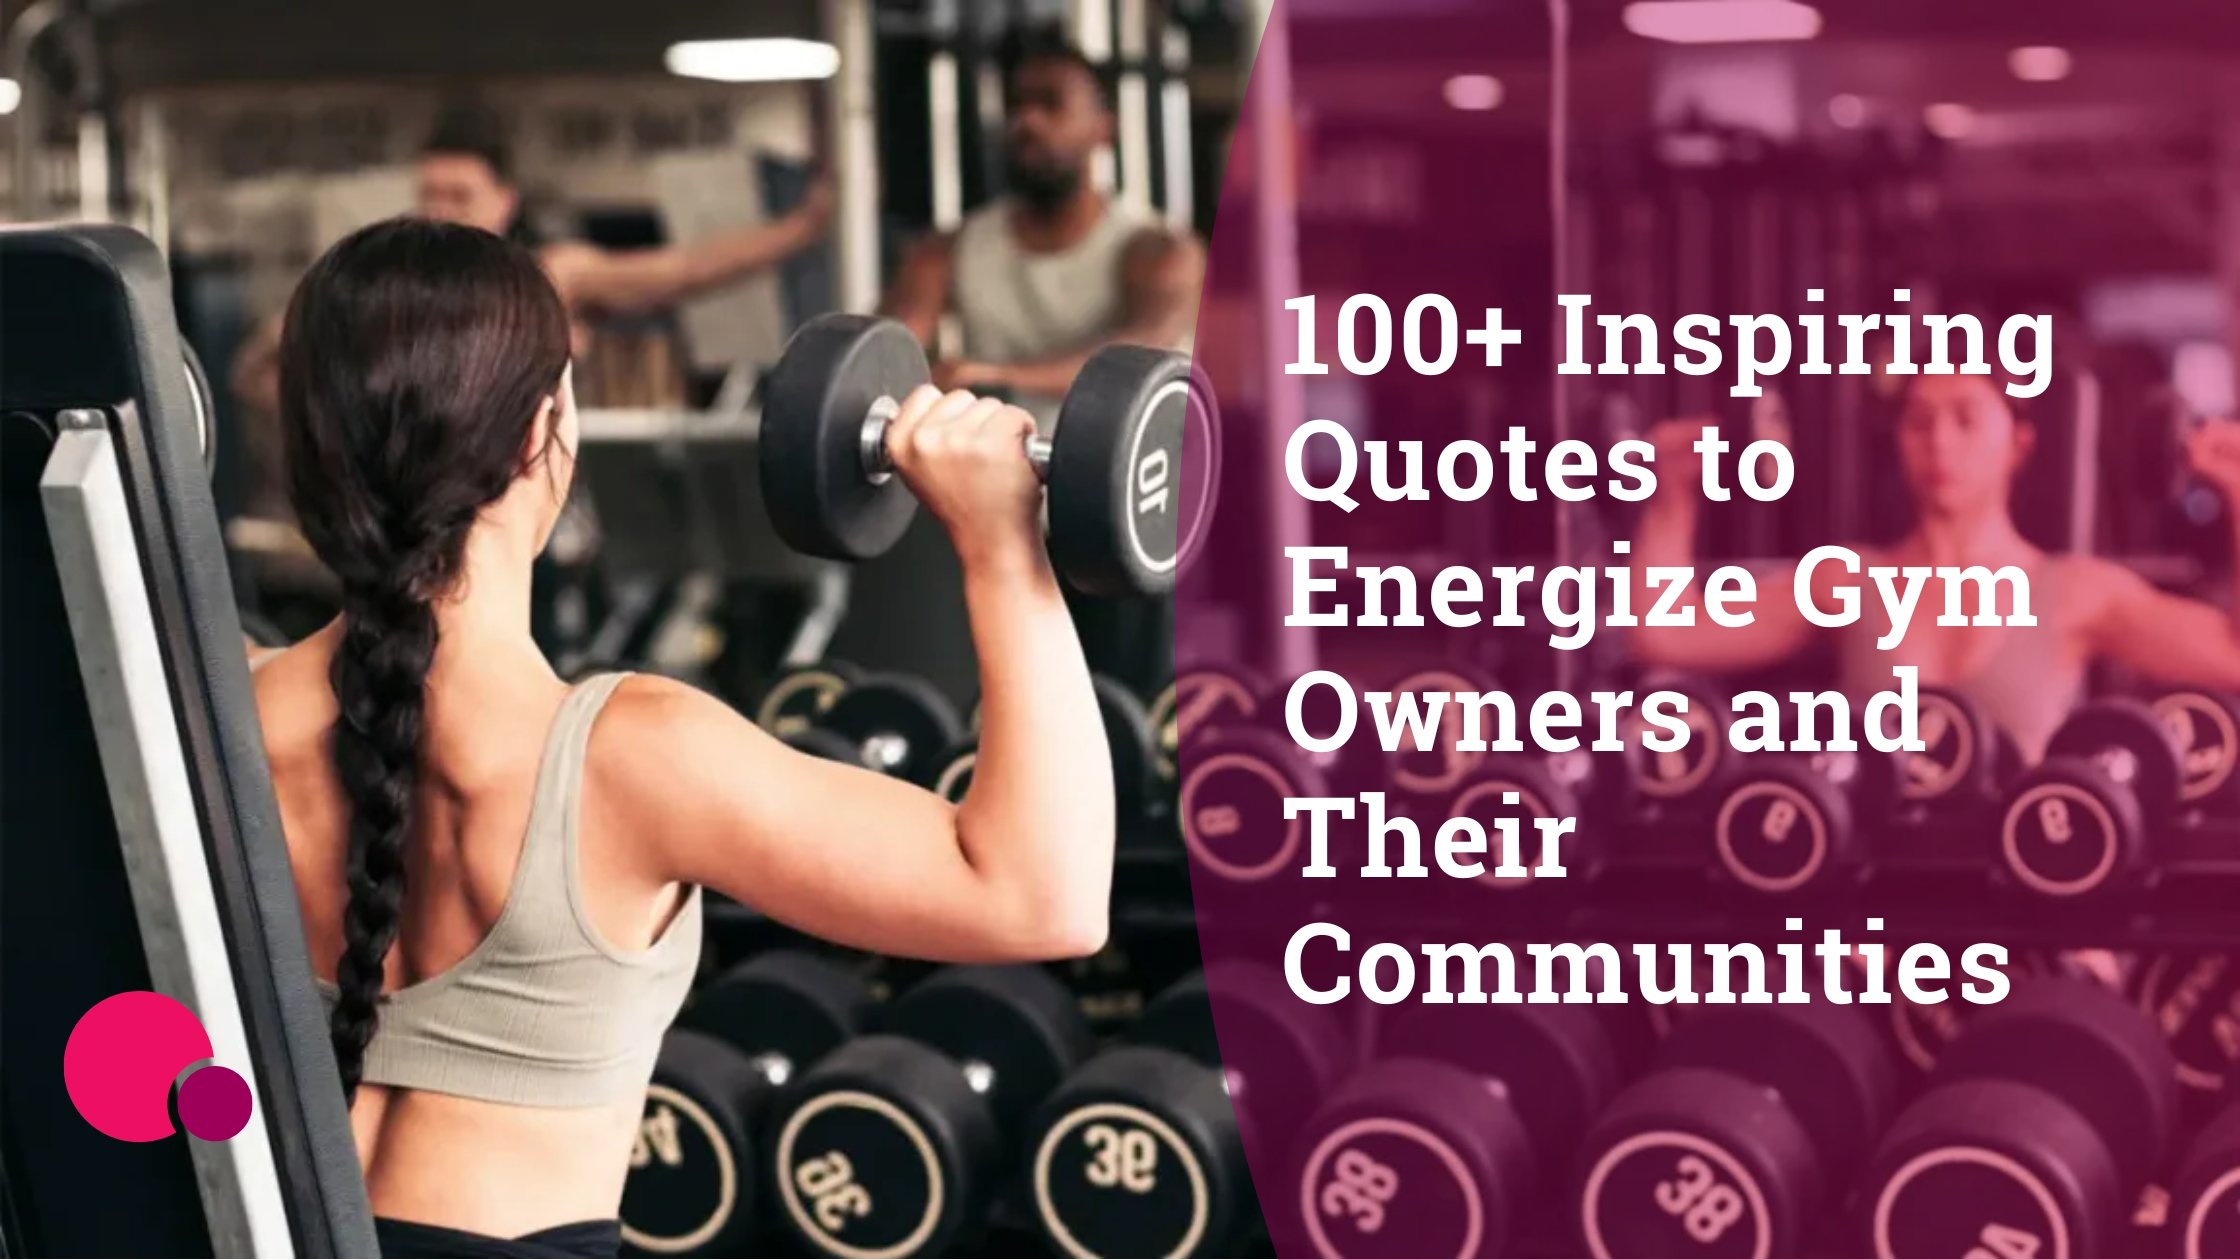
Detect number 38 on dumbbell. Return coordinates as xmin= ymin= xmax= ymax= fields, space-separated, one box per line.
xmin=759 ymin=314 xmax=1218 ymax=597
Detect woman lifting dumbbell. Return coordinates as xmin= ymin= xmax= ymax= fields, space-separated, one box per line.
xmin=1627 ymin=369 xmax=2240 ymax=762
xmin=249 ymin=219 xmax=1114 ymax=1259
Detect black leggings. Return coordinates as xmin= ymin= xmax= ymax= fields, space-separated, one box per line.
xmin=373 ymin=1216 xmax=619 ymax=1258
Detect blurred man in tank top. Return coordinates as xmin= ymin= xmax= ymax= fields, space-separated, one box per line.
xmin=880 ymin=35 xmax=1204 ymax=430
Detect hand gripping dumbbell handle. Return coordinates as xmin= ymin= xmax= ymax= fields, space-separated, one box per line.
xmin=858 ymin=396 xmax=1054 ymax=486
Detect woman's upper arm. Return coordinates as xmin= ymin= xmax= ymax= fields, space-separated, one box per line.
xmin=2081 ymin=559 xmax=2240 ymax=690
xmin=591 ymin=676 xmax=1054 ymax=962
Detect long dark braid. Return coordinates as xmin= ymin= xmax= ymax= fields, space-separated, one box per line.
xmin=278 ymin=218 xmax=571 ymax=1098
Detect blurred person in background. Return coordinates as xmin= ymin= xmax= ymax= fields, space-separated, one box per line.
xmin=880 ymin=34 xmax=1203 ymax=426
xmin=238 ymin=110 xmax=833 ymax=419
xmin=229 ymin=110 xmax=832 ymax=642
xmin=1626 ymin=369 xmax=2240 ymax=761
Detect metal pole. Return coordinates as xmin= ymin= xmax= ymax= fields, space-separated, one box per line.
xmin=1073 ymin=0 xmax=1118 ymax=194
xmin=929 ymin=51 xmax=964 ymax=228
xmin=2068 ymin=369 xmax=2101 ymax=555
xmin=1159 ymin=25 xmax=1194 ymax=230
xmin=1113 ymin=0 xmax=1152 ymax=212
xmin=75 ymin=112 xmax=109 ymax=222
xmin=137 ymin=99 xmax=171 ymax=251
xmin=1546 ymin=0 xmax=1575 ymax=694
xmin=823 ymin=0 xmax=883 ymax=312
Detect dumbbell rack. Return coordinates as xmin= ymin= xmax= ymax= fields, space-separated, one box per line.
xmin=1575 ymin=810 xmax=2240 ymax=951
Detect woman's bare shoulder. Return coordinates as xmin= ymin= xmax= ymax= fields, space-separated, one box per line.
xmin=251 ymin=635 xmax=338 ymax=760
xmin=586 ymin=674 xmax=769 ymax=807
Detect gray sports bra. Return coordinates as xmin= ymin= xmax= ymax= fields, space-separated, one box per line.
xmin=314 ymin=672 xmax=702 ymax=1107
xmin=1836 ymin=561 xmax=2086 ymax=763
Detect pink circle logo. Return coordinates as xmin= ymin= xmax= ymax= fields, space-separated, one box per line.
xmin=63 ymin=991 xmax=253 ymax=1142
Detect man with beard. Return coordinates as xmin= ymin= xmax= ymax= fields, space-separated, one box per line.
xmin=880 ymin=36 xmax=1203 ymax=428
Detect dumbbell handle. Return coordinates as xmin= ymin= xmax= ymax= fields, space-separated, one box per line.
xmin=859 ymin=396 xmax=1053 ymax=485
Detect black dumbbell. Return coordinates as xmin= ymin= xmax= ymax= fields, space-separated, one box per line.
xmin=811 ymin=671 xmax=966 ymax=786
xmin=1290 ymin=1000 xmax=1623 ymax=1258
xmin=759 ymin=313 xmax=1211 ymax=598
xmin=1708 ymin=740 xmax=1895 ymax=897
xmin=1095 ymin=674 xmax=1160 ymax=825
xmin=924 ymin=741 xmax=978 ymax=804
xmin=1147 ymin=665 xmax=1267 ymax=790
xmin=2123 ymin=950 xmax=2240 ymax=1122
xmin=1376 ymin=664 xmax=1504 ymax=801
xmin=1431 ymin=753 xmax=1604 ymax=896
xmin=1997 ymin=699 xmax=2184 ymax=898
xmin=1896 ymin=686 xmax=2018 ymax=813
xmin=1851 ymin=948 xmax=2100 ymax=1093
xmin=2170 ymin=1097 xmax=2240 ymax=1259
xmin=1617 ymin=680 xmax=1735 ymax=809
xmin=1175 ymin=727 xmax=1330 ymax=891
xmin=1576 ymin=1002 xmax=1895 ymax=1259
xmin=1860 ymin=975 xmax=2177 ymax=1259
xmin=2153 ymin=688 xmax=2240 ymax=817
xmin=767 ymin=964 xmax=1091 ymax=1257
xmin=623 ymin=951 xmax=874 ymax=1256
xmin=1020 ymin=964 xmax=1348 ymax=1258
xmin=754 ymin=659 xmax=862 ymax=739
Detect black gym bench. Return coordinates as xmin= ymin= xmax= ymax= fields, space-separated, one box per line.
xmin=0 ymin=224 xmax=376 ymax=1257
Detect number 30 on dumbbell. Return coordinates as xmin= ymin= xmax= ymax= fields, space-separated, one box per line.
xmin=759 ymin=314 xmax=1218 ymax=597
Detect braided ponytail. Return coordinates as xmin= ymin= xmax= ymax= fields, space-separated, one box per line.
xmin=278 ymin=218 xmax=571 ymax=1099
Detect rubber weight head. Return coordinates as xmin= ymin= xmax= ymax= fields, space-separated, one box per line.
xmin=1861 ymin=950 xmax=2082 ymax=1089
xmin=2046 ymin=696 xmax=2184 ymax=815
xmin=622 ymin=1030 xmax=773 ymax=1257
xmin=2125 ymin=951 xmax=2240 ymax=1108
xmin=1092 ymin=672 xmax=1157 ymax=823
xmin=785 ymin=727 xmax=863 ymax=764
xmin=1864 ymin=1080 xmax=2118 ymax=1260
xmin=2153 ymin=688 xmax=2240 ymax=811
xmin=680 ymin=950 xmax=874 ymax=1075
xmin=1901 ymin=687 xmax=2000 ymax=806
xmin=927 ymin=741 xmax=977 ymax=804
xmin=819 ymin=672 xmax=964 ymax=784
xmin=1447 ymin=757 xmax=1589 ymax=892
xmin=885 ymin=964 xmax=1093 ymax=1133
xmin=1046 ymin=344 xmax=1193 ymax=597
xmin=1176 ymin=727 xmax=1327 ymax=886
xmin=1711 ymin=757 xmax=1861 ymax=897
xmin=771 ymin=1035 xmax=998 ymax=1257
xmin=1620 ymin=682 xmax=1734 ymax=804
xmin=1026 ymin=1046 xmax=1248 ymax=1259
xmin=2170 ymin=1101 xmax=2240 ymax=1259
xmin=1997 ymin=757 xmax=2149 ymax=899
xmin=1132 ymin=963 xmax=1350 ymax=1157
xmin=1290 ymin=675 xmax=1399 ymax=799
xmin=756 ymin=659 xmax=861 ymax=736
xmin=1292 ymin=1058 xmax=1536 ymax=1259
xmin=1385 ymin=665 xmax=1502 ymax=798
xmin=1658 ymin=1003 xmax=1896 ymax=1186
xmin=1575 ymin=1066 xmax=1822 ymax=1259
xmin=1932 ymin=974 xmax=2178 ymax=1190
xmin=1150 ymin=664 xmax=1267 ymax=785
xmin=760 ymin=314 xmax=928 ymax=561
xmin=1382 ymin=1000 xmax=1619 ymax=1165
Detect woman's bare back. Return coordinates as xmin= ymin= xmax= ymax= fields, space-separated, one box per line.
xmin=253 ymin=624 xmax=672 ymax=1237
